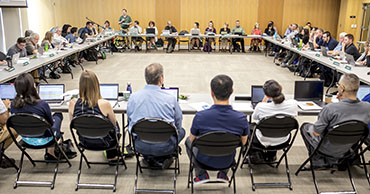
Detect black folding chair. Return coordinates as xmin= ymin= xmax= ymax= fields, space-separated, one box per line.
xmin=241 ymin=114 xmax=298 ymax=191
xmin=295 ymin=120 xmax=369 ymax=194
xmin=0 ymin=141 xmax=18 ymax=171
xmin=178 ymin=30 xmax=190 ymax=51
xmin=6 ymin=113 xmax=71 ymax=189
xmin=359 ymin=136 xmax=370 ymax=185
xmin=131 ymin=118 xmax=180 ymax=194
xmin=187 ymin=131 xmax=243 ymax=194
xmin=70 ymin=114 xmax=127 ymax=192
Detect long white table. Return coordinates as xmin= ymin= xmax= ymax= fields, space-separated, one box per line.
xmin=0 ymin=35 xmax=114 ymax=83
xmin=262 ymin=36 xmax=370 ymax=85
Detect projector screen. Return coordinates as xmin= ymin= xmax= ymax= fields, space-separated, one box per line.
xmin=0 ymin=0 xmax=27 ymax=8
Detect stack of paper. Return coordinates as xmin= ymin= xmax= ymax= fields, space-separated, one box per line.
xmin=189 ymin=102 xmax=211 ymax=111
xmin=297 ymin=101 xmax=322 ymax=110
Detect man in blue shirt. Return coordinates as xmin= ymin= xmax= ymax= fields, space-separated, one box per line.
xmin=127 ymin=63 xmax=185 ymax=168
xmin=186 ymin=75 xmax=249 ymax=184
xmin=79 ymin=22 xmax=93 ymax=39
xmin=322 ymin=31 xmax=338 ymax=51
xmin=314 ymin=28 xmax=324 ymax=48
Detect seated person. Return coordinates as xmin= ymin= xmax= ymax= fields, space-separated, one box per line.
xmin=186 ymin=74 xmax=249 ymax=184
xmin=41 ymin=31 xmax=63 ymax=79
xmin=61 ymin=24 xmax=72 ymax=38
xmin=342 ymin=33 xmax=361 ymax=60
xmin=24 ymin=30 xmax=33 ymax=38
xmin=102 ymin=20 xmax=112 ymax=31
xmin=25 ymin=33 xmax=42 ymax=83
xmin=219 ymin=23 xmax=231 ymax=52
xmin=285 ymin=23 xmax=298 ymax=40
xmin=164 ymin=21 xmax=178 ymax=53
xmin=250 ymin=22 xmax=262 ymax=52
xmin=68 ymin=70 xmax=121 ymax=161
xmin=313 ymin=28 xmax=324 ymax=49
xmin=356 ymin=41 xmax=370 ymax=66
xmin=250 ymin=80 xmax=298 ymax=162
xmin=328 ymin=32 xmax=347 ymax=56
xmin=52 ymin=27 xmax=68 ymax=46
xmin=145 ymin=21 xmax=158 ymax=50
xmin=281 ymin=27 xmax=309 ymax=68
xmin=231 ymin=20 xmax=245 ymax=53
xmin=7 ymin=37 xmax=27 ymax=58
xmin=0 ymin=99 xmax=18 ymax=168
xmin=129 ymin=20 xmax=144 ymax=51
xmin=300 ymin=73 xmax=370 ymax=168
xmin=10 ymin=73 xmax=63 ymax=161
xmin=190 ymin=22 xmax=201 ymax=50
xmin=204 ymin=21 xmax=216 ymax=50
xmin=322 ymin=31 xmax=338 ymax=51
xmin=79 ymin=21 xmax=95 ymax=39
xmin=65 ymin=27 xmax=78 ymax=43
xmin=127 ymin=63 xmax=185 ymax=168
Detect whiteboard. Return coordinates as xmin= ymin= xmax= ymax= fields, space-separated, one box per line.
xmin=0 ymin=0 xmax=27 ymax=8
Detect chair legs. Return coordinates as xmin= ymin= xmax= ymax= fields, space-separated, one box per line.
xmin=359 ymin=147 xmax=370 ymax=185
xmin=75 ymin=147 xmax=125 ymax=192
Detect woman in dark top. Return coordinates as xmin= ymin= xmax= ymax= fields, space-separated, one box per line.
xmin=68 ymin=70 xmax=120 ymax=160
xmin=10 ymin=73 xmax=63 ymax=160
xmin=62 ymin=24 xmax=72 ymax=38
xmin=264 ymin=22 xmax=276 ymax=36
xmin=220 ymin=23 xmax=231 ymax=52
xmin=205 ymin=21 xmax=216 ymax=50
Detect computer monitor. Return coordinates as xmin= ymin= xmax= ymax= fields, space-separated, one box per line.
xmin=100 ymin=84 xmax=119 ymax=101
xmin=0 ymin=84 xmax=17 ymax=100
xmin=357 ymin=85 xmax=370 ymax=100
xmin=38 ymin=84 xmax=65 ymax=101
xmin=294 ymin=81 xmax=324 ymax=101
xmin=161 ymin=88 xmax=179 ymax=101
xmin=251 ymin=85 xmax=264 ymax=108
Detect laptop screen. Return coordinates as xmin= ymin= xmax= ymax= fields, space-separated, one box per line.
xmin=38 ymin=84 xmax=65 ymax=101
xmin=357 ymin=85 xmax=370 ymax=100
xmin=100 ymin=84 xmax=119 ymax=100
xmin=294 ymin=81 xmax=324 ymax=101
xmin=0 ymin=84 xmax=17 ymax=100
xmin=251 ymin=85 xmax=264 ymax=104
xmin=161 ymin=88 xmax=179 ymax=101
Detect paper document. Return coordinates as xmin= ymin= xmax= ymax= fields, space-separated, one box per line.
xmin=232 ymin=103 xmax=254 ymax=112
xmin=189 ymin=102 xmax=211 ymax=111
xmin=17 ymin=58 xmax=29 ymax=64
xmin=297 ymin=101 xmax=322 ymax=110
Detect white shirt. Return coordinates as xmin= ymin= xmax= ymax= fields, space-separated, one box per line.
xmin=252 ymin=99 xmax=298 ymax=147
xmin=130 ymin=25 xmax=142 ymax=34
xmin=52 ymin=33 xmax=68 ymax=46
xmin=0 ymin=100 xmax=7 ymax=114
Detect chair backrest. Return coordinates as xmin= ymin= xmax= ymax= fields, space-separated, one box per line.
xmin=70 ymin=114 xmax=114 ymax=139
xmin=179 ymin=30 xmax=188 ymax=35
xmin=6 ymin=113 xmax=51 ymax=138
xmin=256 ymin=114 xmax=299 ymax=138
xmin=131 ymin=118 xmax=178 ymax=143
xmin=192 ymin=131 xmax=241 ymax=157
xmin=317 ymin=120 xmax=369 ymax=158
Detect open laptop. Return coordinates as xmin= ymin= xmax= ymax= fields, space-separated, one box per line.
xmin=294 ymin=80 xmax=324 ymax=108
xmin=320 ymin=46 xmax=331 ymax=57
xmin=309 ymin=42 xmax=315 ymax=51
xmin=38 ymin=84 xmax=65 ymax=106
xmin=357 ymin=85 xmax=370 ymax=100
xmin=146 ymin=28 xmax=155 ymax=34
xmin=129 ymin=28 xmax=139 ymax=35
xmin=191 ymin=29 xmax=200 ymax=35
xmin=100 ymin=84 xmax=119 ymax=107
xmin=344 ymin=53 xmax=362 ymax=66
xmin=12 ymin=53 xmax=20 ymax=64
xmin=161 ymin=87 xmax=179 ymax=101
xmin=0 ymin=84 xmax=17 ymax=100
xmin=251 ymin=85 xmax=264 ymax=109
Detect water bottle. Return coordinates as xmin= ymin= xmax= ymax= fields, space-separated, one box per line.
xmin=126 ymin=82 xmax=132 ymax=94
xmin=299 ymin=39 xmax=303 ymax=49
xmin=274 ymin=32 xmax=277 ymax=39
xmin=45 ymin=42 xmax=49 ymax=51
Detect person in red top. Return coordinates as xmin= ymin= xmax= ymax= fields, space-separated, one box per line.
xmin=250 ymin=23 xmax=262 ymax=52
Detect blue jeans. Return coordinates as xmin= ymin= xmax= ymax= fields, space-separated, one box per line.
xmin=134 ymin=127 xmax=185 ymax=157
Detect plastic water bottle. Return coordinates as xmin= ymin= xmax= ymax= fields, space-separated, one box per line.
xmin=126 ymin=82 xmax=132 ymax=94
xmin=274 ymin=32 xmax=277 ymax=39
xmin=299 ymin=39 xmax=303 ymax=49
xmin=45 ymin=42 xmax=49 ymax=51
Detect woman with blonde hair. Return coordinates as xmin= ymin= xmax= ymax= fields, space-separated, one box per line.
xmin=68 ymin=70 xmax=121 ymax=161
xmin=250 ymin=22 xmax=262 ymax=52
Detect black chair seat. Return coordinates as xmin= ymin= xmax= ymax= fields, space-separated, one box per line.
xmin=78 ymin=142 xmax=116 ymax=151
xmin=195 ymin=159 xmax=235 ymax=171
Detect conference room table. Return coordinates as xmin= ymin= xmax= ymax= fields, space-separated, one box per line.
xmin=262 ymin=36 xmax=370 ymax=85
xmin=0 ymin=35 xmax=114 ymax=83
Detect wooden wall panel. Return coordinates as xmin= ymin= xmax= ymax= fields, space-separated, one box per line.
xmin=180 ymin=0 xmax=207 ymax=32
xmin=258 ymin=0 xmax=284 ymax=35
xmin=156 ymin=0 xmax=180 ymax=33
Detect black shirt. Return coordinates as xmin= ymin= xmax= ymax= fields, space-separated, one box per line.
xmin=264 ymin=27 xmax=275 ymax=36
xmin=220 ymin=27 xmax=230 ymax=34
xmin=345 ymin=43 xmax=361 ymax=61
xmin=164 ymin=26 xmax=177 ymax=34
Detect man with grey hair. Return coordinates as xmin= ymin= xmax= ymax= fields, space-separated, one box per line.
xmin=328 ymin=32 xmax=347 ymax=56
xmin=300 ymin=73 xmax=370 ymax=168
xmin=26 ymin=33 xmax=40 ymax=56
xmin=52 ymin=27 xmax=68 ymax=46
xmin=127 ymin=63 xmax=185 ymax=168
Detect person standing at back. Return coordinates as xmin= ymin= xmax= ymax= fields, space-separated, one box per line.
xmin=118 ymin=8 xmax=132 ymax=48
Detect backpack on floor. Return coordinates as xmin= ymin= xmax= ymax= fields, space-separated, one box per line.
xmin=156 ymin=38 xmax=164 ymax=47
xmin=83 ymin=47 xmax=98 ymax=61
xmin=203 ymin=42 xmax=212 ymax=52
